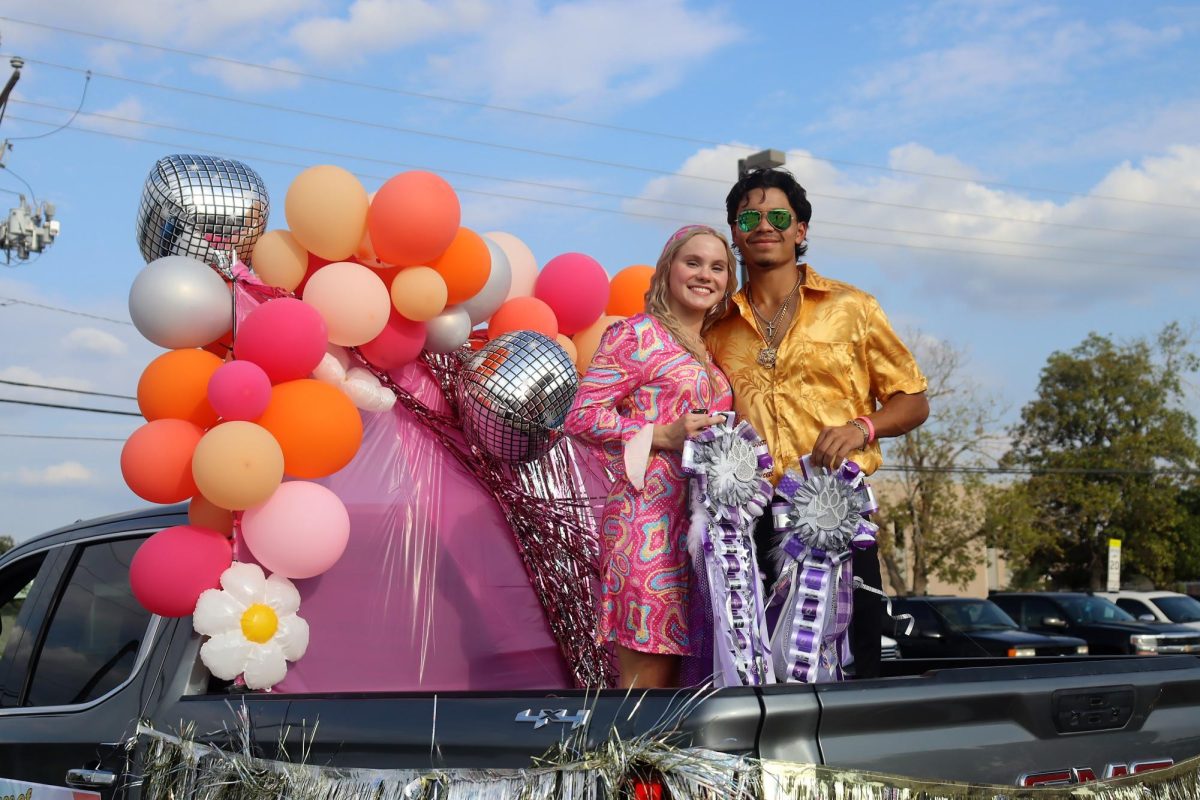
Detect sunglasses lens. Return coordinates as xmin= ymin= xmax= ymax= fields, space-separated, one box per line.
xmin=766 ymin=209 xmax=792 ymax=230
xmin=737 ymin=210 xmax=761 ymax=232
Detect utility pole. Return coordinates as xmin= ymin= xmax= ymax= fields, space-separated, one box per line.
xmin=0 ymin=54 xmax=62 ymax=264
xmin=737 ymin=149 xmax=787 ymax=178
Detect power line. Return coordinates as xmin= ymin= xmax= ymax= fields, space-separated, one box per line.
xmin=0 ymin=378 xmax=135 ymax=401
xmin=5 ymin=16 xmax=1198 ymax=211
xmin=20 ymin=59 xmax=1200 ymax=241
xmin=12 ymin=100 xmax=1191 ymax=267
xmin=0 ymin=432 xmax=125 ymax=441
xmin=7 ymin=114 xmax=1186 ymax=271
xmin=0 ymin=397 xmax=141 ymax=416
xmin=0 ymin=295 xmax=132 ymax=325
xmin=0 ymin=161 xmax=36 ymax=206
xmin=876 ymin=464 xmax=1200 ymax=476
xmin=6 ymin=70 xmax=89 ymax=141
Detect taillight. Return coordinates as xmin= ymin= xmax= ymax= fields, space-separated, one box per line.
xmin=631 ymin=779 xmax=664 ymax=800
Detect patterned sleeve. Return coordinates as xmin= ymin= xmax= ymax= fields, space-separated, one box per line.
xmin=864 ymin=297 xmax=928 ymax=401
xmin=564 ymin=319 xmax=652 ymax=485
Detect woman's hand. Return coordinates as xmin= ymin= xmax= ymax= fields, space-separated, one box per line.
xmin=651 ymin=411 xmax=725 ymax=451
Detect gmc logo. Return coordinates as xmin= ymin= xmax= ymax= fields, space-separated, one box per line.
xmin=1018 ymin=759 xmax=1174 ymax=787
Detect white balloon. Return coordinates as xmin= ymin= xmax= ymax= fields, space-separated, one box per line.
xmin=485 ymin=231 xmax=537 ymax=301
xmin=461 ymin=236 xmax=513 ymax=325
xmin=128 ymin=255 xmax=232 ymax=348
xmin=424 ymin=306 xmax=472 ymax=354
xmin=313 ymin=349 xmax=349 ymax=385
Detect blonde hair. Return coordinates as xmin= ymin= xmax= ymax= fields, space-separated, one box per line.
xmin=644 ymin=225 xmax=737 ymax=375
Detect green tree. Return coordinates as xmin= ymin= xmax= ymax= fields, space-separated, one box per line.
xmin=0 ymin=536 xmax=11 ymax=556
xmin=877 ymin=335 xmax=1006 ymax=595
xmin=996 ymin=323 xmax=1200 ymax=589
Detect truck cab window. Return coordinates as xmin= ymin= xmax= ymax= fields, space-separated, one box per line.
xmin=0 ymin=553 xmax=48 ymax=685
xmin=25 ymin=538 xmax=153 ymax=708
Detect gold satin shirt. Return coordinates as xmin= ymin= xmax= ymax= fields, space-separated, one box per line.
xmin=706 ymin=265 xmax=927 ymax=480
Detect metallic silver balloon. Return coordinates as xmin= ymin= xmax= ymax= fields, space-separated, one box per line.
xmin=458 ymin=330 xmax=579 ymax=463
xmin=424 ymin=306 xmax=472 ymax=354
xmin=136 ymin=154 xmax=269 ymax=269
xmin=129 ymin=255 xmax=233 ymax=349
xmin=460 ymin=235 xmax=513 ymax=325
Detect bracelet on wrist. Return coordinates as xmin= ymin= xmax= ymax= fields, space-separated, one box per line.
xmin=847 ymin=419 xmax=870 ymax=447
xmin=855 ymin=415 xmax=876 ymax=443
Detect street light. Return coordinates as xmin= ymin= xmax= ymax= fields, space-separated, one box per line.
xmin=737 ymin=149 xmax=786 ymax=178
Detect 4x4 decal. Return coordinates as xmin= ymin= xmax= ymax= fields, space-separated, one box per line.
xmin=514 ymin=708 xmax=591 ymax=730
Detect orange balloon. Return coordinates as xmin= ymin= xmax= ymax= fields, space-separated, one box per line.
xmin=555 ymin=334 xmax=578 ymax=364
xmin=285 ymin=165 xmax=369 ymax=261
xmin=487 ymin=296 xmax=559 ymax=339
xmin=138 ymin=349 xmax=223 ymax=428
xmin=390 ymin=266 xmax=448 ymax=322
xmin=188 ymin=493 xmax=234 ymax=537
xmin=429 ymin=227 xmax=490 ymax=305
xmin=251 ymin=229 xmax=309 ymax=291
xmin=257 ymin=379 xmax=363 ymax=479
xmin=121 ymin=419 xmax=204 ymax=504
xmin=572 ymin=315 xmax=623 ymax=374
xmin=607 ymin=264 xmax=654 ymax=316
xmin=368 ymin=171 xmax=461 ymax=266
xmin=192 ymin=421 xmax=285 ymax=510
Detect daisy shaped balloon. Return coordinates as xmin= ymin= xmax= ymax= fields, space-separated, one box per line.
xmin=193 ymin=562 xmax=310 ymax=690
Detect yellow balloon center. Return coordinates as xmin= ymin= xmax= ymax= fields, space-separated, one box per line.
xmin=240 ymin=603 xmax=279 ymax=644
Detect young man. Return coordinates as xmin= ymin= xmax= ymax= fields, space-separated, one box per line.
xmin=706 ymin=168 xmax=929 ymax=679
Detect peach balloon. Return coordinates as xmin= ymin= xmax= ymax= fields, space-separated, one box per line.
xmin=284 ymin=165 xmax=369 ymax=261
xmin=257 ymin=379 xmax=363 ymax=479
xmin=251 ymin=230 xmax=308 ymax=291
xmin=137 ymin=348 xmax=223 ymax=428
xmin=429 ymin=227 xmax=490 ymax=306
xmin=368 ymin=171 xmax=460 ymax=266
xmin=390 ymin=266 xmax=448 ymax=322
xmin=485 ymin=231 xmax=537 ymax=301
xmin=191 ymin=421 xmax=285 ymax=511
xmin=487 ymin=296 xmax=558 ymax=339
xmin=121 ymin=419 xmax=204 ymax=504
xmin=302 ymin=261 xmax=391 ymax=346
xmin=555 ymin=334 xmax=578 ymax=364
xmin=607 ymin=264 xmax=654 ymax=317
xmin=188 ymin=493 xmax=234 ymax=537
xmin=572 ymin=314 xmax=622 ymax=374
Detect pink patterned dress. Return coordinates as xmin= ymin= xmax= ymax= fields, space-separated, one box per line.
xmin=565 ymin=313 xmax=733 ymax=655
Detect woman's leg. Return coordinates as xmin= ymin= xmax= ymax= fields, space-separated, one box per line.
xmin=616 ymin=645 xmax=679 ymax=688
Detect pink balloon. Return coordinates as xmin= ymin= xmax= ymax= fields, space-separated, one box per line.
xmin=208 ymin=360 xmax=272 ymax=421
xmin=358 ymin=309 xmax=427 ymax=369
xmin=234 ymin=298 xmax=328 ymax=383
xmin=486 ymin=231 xmax=537 ymax=301
xmin=130 ymin=525 xmax=233 ymax=617
xmin=534 ymin=252 xmax=610 ymax=335
xmin=241 ymin=481 xmax=350 ymax=579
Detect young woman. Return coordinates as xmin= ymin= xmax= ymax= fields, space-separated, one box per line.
xmin=565 ymin=225 xmax=737 ymax=688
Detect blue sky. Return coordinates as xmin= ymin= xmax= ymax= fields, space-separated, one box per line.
xmin=0 ymin=0 xmax=1197 ymax=541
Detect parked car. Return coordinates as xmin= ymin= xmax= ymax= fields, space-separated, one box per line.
xmin=888 ymin=596 xmax=1088 ymax=658
xmin=1100 ymin=590 xmax=1200 ymax=631
xmin=990 ymin=591 xmax=1200 ymax=655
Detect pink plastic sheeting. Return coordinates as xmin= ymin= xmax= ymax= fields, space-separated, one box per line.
xmin=269 ymin=360 xmax=574 ymax=692
xmin=227 ymin=277 xmax=586 ymax=692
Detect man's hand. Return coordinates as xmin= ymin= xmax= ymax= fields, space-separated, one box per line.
xmin=651 ymin=411 xmax=725 ymax=451
xmin=811 ymin=423 xmax=868 ymax=471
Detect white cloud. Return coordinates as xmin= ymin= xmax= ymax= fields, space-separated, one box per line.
xmin=82 ymin=97 xmax=147 ymax=138
xmin=427 ymin=0 xmax=742 ymax=110
xmin=4 ymin=462 xmax=96 ymax=487
xmin=0 ymin=365 xmax=93 ymax=392
xmin=61 ymin=327 xmax=129 ymax=357
xmin=290 ymin=0 xmax=491 ymax=62
xmin=192 ymin=56 xmax=306 ymax=93
xmin=624 ymin=143 xmax=1200 ymax=309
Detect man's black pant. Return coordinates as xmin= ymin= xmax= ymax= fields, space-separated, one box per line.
xmin=753 ymin=514 xmax=881 ymax=679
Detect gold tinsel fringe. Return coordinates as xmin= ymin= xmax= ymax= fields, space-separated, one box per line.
xmin=134 ymin=724 xmax=1200 ymax=800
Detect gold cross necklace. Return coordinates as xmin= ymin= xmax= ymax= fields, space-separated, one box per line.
xmin=748 ymin=271 xmax=803 ymax=369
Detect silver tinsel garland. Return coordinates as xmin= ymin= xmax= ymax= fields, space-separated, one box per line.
xmin=132 ymin=720 xmax=1200 ymax=800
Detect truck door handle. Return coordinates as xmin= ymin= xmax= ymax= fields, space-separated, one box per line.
xmin=66 ymin=768 xmax=116 ymax=788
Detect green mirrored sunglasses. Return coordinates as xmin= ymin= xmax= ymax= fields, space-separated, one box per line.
xmin=736 ymin=208 xmax=794 ymax=232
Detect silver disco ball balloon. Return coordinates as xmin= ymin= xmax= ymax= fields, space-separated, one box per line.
xmin=458 ymin=331 xmax=579 ymax=464
xmin=136 ymin=154 xmax=269 ymax=269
